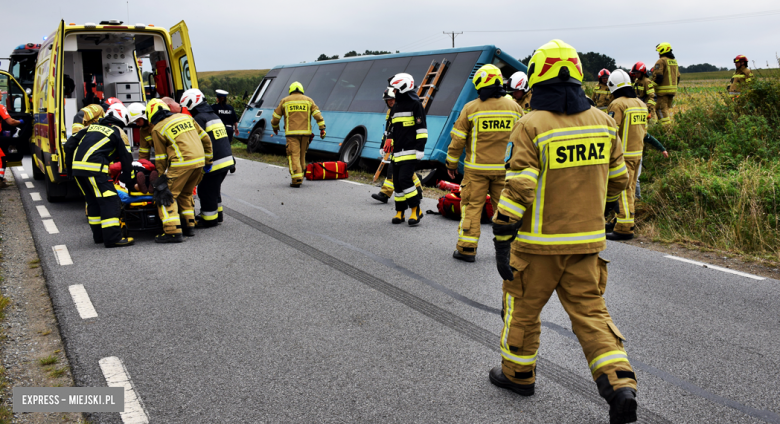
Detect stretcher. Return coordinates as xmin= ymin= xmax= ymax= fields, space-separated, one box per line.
xmin=115 ymin=184 xmax=162 ymax=233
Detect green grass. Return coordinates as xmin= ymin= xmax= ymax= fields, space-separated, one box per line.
xmin=38 ymin=355 xmax=58 ymax=366
xmin=199 ymin=69 xmax=269 ymax=79
xmin=680 ymin=68 xmax=780 ymax=81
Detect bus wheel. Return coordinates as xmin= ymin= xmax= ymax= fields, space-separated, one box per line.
xmin=247 ymin=127 xmax=266 ymax=154
xmin=417 ymin=165 xmax=443 ymax=187
xmin=338 ymin=134 xmax=364 ymax=170
xmin=32 ymin=161 xmax=45 ymax=180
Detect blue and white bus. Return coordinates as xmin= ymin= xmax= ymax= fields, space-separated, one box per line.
xmin=235 ymin=45 xmax=527 ymax=184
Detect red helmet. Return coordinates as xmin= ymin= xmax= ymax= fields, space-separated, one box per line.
xmin=734 ymin=55 xmax=748 ymax=64
xmin=630 ymin=62 xmax=647 ymax=77
xmin=598 ymin=69 xmax=611 ymax=79
xmin=105 ymin=97 xmax=124 ymax=106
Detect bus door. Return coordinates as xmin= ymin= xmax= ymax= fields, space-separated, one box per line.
xmin=169 ymin=21 xmax=199 ymax=101
xmin=0 ymin=71 xmax=31 ymax=164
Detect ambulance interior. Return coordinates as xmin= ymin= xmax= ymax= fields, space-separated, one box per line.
xmin=62 ymin=31 xmax=172 ymax=137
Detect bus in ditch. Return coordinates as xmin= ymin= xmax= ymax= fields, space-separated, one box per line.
xmin=235 ymin=45 xmax=528 ymax=185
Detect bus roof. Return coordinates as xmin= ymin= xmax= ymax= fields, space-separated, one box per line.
xmin=270 ymin=45 xmax=521 ymax=70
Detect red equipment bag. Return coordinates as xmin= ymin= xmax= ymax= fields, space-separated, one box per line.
xmin=305 ymin=161 xmax=349 ymax=180
xmin=428 ymin=192 xmax=494 ymax=223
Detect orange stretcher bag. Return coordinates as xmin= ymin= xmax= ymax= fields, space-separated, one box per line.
xmin=305 ymin=161 xmax=349 ymax=180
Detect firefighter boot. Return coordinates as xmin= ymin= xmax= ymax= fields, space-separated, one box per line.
xmin=155 ymin=233 xmax=184 ymax=244
xmin=607 ymin=387 xmax=638 ymax=424
xmin=392 ymin=211 xmax=405 ymax=224
xmin=488 ymin=367 xmax=534 ymax=396
xmin=606 ymin=231 xmax=634 ymax=241
xmin=408 ymin=207 xmax=423 ymax=226
xmin=182 ymin=225 xmax=195 ymax=237
xmin=371 ymin=192 xmax=390 ymax=203
xmin=453 ymin=250 xmax=476 ymax=262
xmin=107 ymin=237 xmax=135 ymax=248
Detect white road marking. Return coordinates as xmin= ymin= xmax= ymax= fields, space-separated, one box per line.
xmin=42 ymin=219 xmax=59 ymax=234
xmin=14 ymin=166 xmax=24 ymax=171
xmin=25 ymin=182 xmax=34 ymax=188
xmin=36 ymin=205 xmax=51 ymax=218
xmin=20 ymin=173 xmax=29 ymax=179
xmin=664 ymin=255 xmax=765 ymax=281
xmin=30 ymin=192 xmax=42 ymax=201
xmin=52 ymin=245 xmax=73 ymax=266
xmin=99 ymin=357 xmax=149 ymax=424
xmin=68 ymin=285 xmax=98 ymax=319
xmin=340 ymin=180 xmax=366 ymax=186
xmin=266 ymin=164 xmax=284 ymax=169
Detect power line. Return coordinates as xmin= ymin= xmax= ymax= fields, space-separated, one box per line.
xmin=397 ymin=33 xmax=444 ymax=52
xmin=443 ymin=31 xmax=463 ymax=48
xmin=464 ymin=9 xmax=780 ymax=33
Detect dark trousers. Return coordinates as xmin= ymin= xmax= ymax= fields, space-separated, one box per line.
xmin=392 ymin=159 xmax=421 ymax=211
xmin=197 ymin=169 xmax=228 ymax=222
xmin=75 ymin=175 xmax=122 ymax=246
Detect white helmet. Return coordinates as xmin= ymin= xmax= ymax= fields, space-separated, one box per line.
xmin=389 ymin=73 xmax=414 ymax=94
xmin=126 ymin=103 xmax=147 ymax=124
xmin=106 ymin=103 xmax=130 ymax=127
xmin=179 ymin=88 xmax=206 ymax=110
xmin=607 ymin=69 xmax=633 ymax=94
xmin=506 ymin=71 xmax=529 ymax=92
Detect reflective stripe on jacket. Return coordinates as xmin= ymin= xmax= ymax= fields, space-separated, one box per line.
xmin=727 ymin=66 xmax=754 ymax=93
xmin=151 ymin=114 xmax=213 ymax=174
xmin=271 ymin=93 xmax=325 ymax=136
xmin=607 ymin=98 xmax=647 ymax=158
xmin=191 ymin=104 xmax=234 ymax=173
xmin=653 ymin=57 xmax=680 ymax=95
xmin=446 ymin=96 xmax=523 ymax=175
xmin=592 ymin=83 xmax=613 ymax=109
xmin=633 ymin=76 xmax=656 ymax=107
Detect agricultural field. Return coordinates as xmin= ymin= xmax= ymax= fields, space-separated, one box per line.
xmin=679 ymin=67 xmax=780 ymax=80
xmin=198 ymin=69 xmax=270 ymax=79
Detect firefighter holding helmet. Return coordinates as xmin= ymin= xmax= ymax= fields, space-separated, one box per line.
xmin=652 ymin=42 xmax=680 ymax=125
xmin=446 ymin=64 xmax=523 ymax=262
xmin=489 ymin=39 xmax=638 ymax=424
xmin=728 ymin=55 xmax=753 ymax=96
xmin=271 ymin=82 xmax=326 ymax=187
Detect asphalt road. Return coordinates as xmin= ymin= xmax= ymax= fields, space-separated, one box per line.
xmin=10 ymin=156 xmax=780 ymax=423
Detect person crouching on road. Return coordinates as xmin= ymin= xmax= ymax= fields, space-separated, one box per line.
xmin=180 ymin=88 xmax=235 ymax=227
xmin=385 ymin=73 xmax=427 ymax=226
xmin=446 ymin=65 xmax=523 ymax=262
xmin=490 ymin=39 xmax=638 ymax=424
xmin=271 ymin=82 xmax=326 ymax=188
xmin=605 ymin=69 xmax=648 ymax=241
xmin=147 ymin=99 xmax=213 ymax=243
xmin=63 ymin=104 xmax=135 ymax=248
xmin=373 ymin=87 xmax=422 ymax=203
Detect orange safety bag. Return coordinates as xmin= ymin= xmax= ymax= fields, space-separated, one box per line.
xmin=305 ymin=161 xmax=349 ymax=180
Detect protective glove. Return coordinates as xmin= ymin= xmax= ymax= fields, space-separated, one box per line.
xmin=493 ymin=219 xmax=522 ymax=281
xmin=383 ymin=138 xmax=393 ymax=153
xmin=604 ymin=200 xmax=619 ymax=216
xmin=309 ymin=133 xmax=315 ymax=142
xmin=152 ymin=174 xmax=174 ymax=207
xmin=416 ymin=151 xmax=424 ymax=160
xmin=202 ymin=164 xmax=213 ymax=174
xmin=229 ymin=157 xmax=237 ymax=173
xmin=273 ymin=129 xmax=279 ymax=136
xmin=320 ymin=129 xmax=326 ymax=139
xmin=18 ymin=119 xmax=24 ymax=125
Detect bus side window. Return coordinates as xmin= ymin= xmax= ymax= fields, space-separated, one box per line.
xmin=428 ymin=51 xmax=482 ymax=116
xmin=305 ymin=63 xmax=347 ymax=106
xmin=324 ymin=61 xmax=372 ymax=111
xmin=348 ymin=57 xmax=411 ymax=113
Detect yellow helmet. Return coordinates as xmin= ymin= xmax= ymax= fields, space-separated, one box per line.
xmin=472 ymin=64 xmax=503 ymax=90
xmin=527 ymin=39 xmax=583 ymax=88
xmin=289 ymin=81 xmax=304 ymax=94
xmin=656 ymin=42 xmax=672 ymax=55
xmin=145 ymin=98 xmax=169 ymax=121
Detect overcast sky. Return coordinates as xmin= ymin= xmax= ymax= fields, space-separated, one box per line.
xmin=2 ymin=0 xmax=779 ymax=73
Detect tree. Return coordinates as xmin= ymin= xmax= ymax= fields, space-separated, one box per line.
xmin=519 ymin=54 xmax=532 ymax=66
xmin=678 ymin=63 xmax=724 ymax=73
xmin=317 ymin=54 xmax=339 ymax=61
xmin=578 ymin=52 xmax=617 ymax=81
xmin=344 ymin=50 xmax=359 ymax=58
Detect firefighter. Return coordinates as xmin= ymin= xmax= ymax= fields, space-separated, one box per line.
xmin=593 ymin=69 xmax=613 ymax=111
xmin=211 ymin=89 xmax=238 ymax=173
xmin=128 ymin=102 xmax=154 ymax=161
xmin=71 ymin=103 xmax=105 ymax=135
xmin=180 ymin=89 xmax=235 ymax=227
xmin=505 ymin=71 xmax=532 ymax=113
xmin=0 ymin=104 xmax=24 ymax=189
xmin=727 ymin=55 xmax=754 ymax=96
xmin=489 ymin=39 xmax=637 ymax=424
xmin=63 ymin=104 xmax=135 ymax=248
xmin=385 ymin=73 xmax=427 ymax=226
xmin=372 ymin=87 xmax=422 ymax=203
xmin=604 ymin=70 xmax=647 ymax=241
xmin=271 ymin=82 xmax=326 ymax=187
xmin=652 ymin=42 xmax=680 ymax=125
xmin=629 ymin=62 xmax=656 ymax=121
xmin=446 ymin=64 xmax=523 ymax=262
xmin=147 ymin=100 xmax=213 ymax=243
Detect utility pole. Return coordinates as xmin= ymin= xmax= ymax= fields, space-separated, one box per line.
xmin=443 ymin=31 xmax=463 ymax=48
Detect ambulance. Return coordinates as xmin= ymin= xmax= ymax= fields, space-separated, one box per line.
xmin=29 ymin=20 xmax=198 ymax=201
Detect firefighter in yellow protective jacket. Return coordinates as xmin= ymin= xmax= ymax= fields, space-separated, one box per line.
xmin=446 ymin=64 xmax=523 ymax=262
xmin=489 ymin=39 xmax=637 ymax=424
xmin=71 ymin=104 xmax=104 ymax=135
xmin=373 ymin=88 xmax=421 ymax=203
xmin=652 ymin=42 xmax=679 ymax=125
xmin=629 ymin=62 xmax=656 ymax=120
xmin=147 ymin=99 xmax=213 ymax=243
xmin=593 ymin=69 xmax=613 ymax=111
xmin=271 ymin=82 xmax=326 ymax=187
xmin=605 ymin=70 xmax=647 ymax=241
xmin=505 ymin=71 xmax=533 ymax=113
xmin=728 ymin=55 xmax=754 ymax=96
